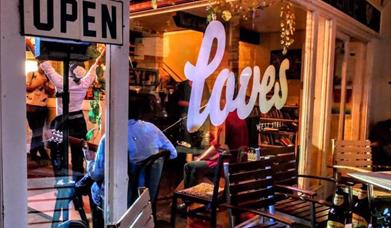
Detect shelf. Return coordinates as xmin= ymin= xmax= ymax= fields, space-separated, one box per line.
xmin=260 ymin=130 xmax=296 ymax=135
xmin=259 ymin=144 xmax=285 ymax=148
xmin=259 ymin=117 xmax=298 ymax=123
xmin=283 ymin=104 xmax=299 ymax=109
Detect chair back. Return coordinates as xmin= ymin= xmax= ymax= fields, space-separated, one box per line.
xmin=128 ymin=150 xmax=170 ymax=208
xmin=260 ymin=146 xmax=298 ymax=186
xmin=224 ymin=159 xmax=274 ymax=209
xmin=108 ymin=188 xmax=154 ymax=228
xmin=331 ymin=139 xmax=372 ymax=176
xmin=210 ymin=149 xmax=230 ymax=206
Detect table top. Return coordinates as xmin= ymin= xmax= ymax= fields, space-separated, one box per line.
xmin=175 ymin=146 xmax=205 ymax=156
xmin=347 ymin=172 xmax=391 ymax=191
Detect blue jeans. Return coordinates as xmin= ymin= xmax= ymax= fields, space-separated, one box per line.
xmin=128 ymin=158 xmax=164 ymax=207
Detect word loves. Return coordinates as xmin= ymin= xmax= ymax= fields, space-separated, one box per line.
xmin=22 ymin=0 xmax=123 ymax=45
xmin=185 ymin=21 xmax=289 ymax=132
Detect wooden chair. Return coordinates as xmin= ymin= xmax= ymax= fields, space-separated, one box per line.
xmin=222 ymin=159 xmax=298 ymax=228
xmin=171 ymin=149 xmax=228 ymax=227
xmin=128 ymin=150 xmax=170 ymax=222
xmin=331 ymin=139 xmax=391 ymax=199
xmin=260 ymin=146 xmax=335 ymax=227
xmin=108 ymin=187 xmax=154 ymax=228
xmin=331 ymin=139 xmax=373 ymax=180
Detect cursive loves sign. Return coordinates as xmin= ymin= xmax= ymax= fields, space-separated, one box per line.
xmin=185 ymin=20 xmax=289 ymax=133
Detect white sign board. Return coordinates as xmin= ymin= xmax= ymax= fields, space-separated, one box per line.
xmin=23 ymin=0 xmax=123 ymax=45
xmin=186 ymin=21 xmax=289 ymax=132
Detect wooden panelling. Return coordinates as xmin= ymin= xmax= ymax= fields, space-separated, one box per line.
xmin=230 ymin=179 xmax=273 ymax=194
xmin=335 ymin=140 xmax=371 ymax=146
xmin=230 ymin=168 xmax=273 ymax=183
xmin=238 ymin=197 xmax=275 ymax=209
xmin=109 ymin=188 xmax=154 ymax=228
xmin=231 ymin=188 xmax=274 ymax=204
xmin=335 ymin=152 xmax=372 ymax=159
xmin=229 ymin=159 xmax=272 ymax=172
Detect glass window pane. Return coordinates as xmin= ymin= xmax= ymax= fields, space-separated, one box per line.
xmin=26 ymin=38 xmax=106 ymax=227
xmin=129 ymin=2 xmax=307 ymax=225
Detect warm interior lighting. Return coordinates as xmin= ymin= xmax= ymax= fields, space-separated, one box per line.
xmin=25 ymin=60 xmax=38 ymax=75
xmin=207 ymin=0 xmax=295 ymax=54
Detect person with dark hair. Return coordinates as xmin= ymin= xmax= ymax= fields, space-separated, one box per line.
xmin=40 ymin=52 xmax=104 ymax=181
xmin=85 ymin=95 xmax=177 ymax=213
xmin=26 ymin=62 xmax=54 ymax=165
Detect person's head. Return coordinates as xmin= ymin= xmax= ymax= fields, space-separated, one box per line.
xmin=128 ymin=92 xmax=141 ymax=120
xmin=69 ymin=62 xmax=86 ymax=84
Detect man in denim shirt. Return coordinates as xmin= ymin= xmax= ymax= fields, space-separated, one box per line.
xmin=85 ymin=96 xmax=177 ymax=220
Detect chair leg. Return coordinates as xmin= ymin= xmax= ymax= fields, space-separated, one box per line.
xmin=171 ymin=195 xmax=177 ymax=227
xmin=211 ymin=206 xmax=217 ymax=228
xmin=310 ymin=202 xmax=316 ymax=228
xmin=73 ymin=195 xmax=88 ymax=225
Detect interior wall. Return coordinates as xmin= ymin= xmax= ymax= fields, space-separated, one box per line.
xmin=163 ymin=30 xmax=203 ymax=81
xmin=239 ymin=30 xmax=305 ymax=105
xmin=369 ymin=3 xmax=391 ymax=126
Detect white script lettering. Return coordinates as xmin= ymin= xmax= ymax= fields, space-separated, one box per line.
xmin=185 ymin=21 xmax=289 ymax=132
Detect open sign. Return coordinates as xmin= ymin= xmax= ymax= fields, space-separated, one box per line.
xmin=22 ymin=0 xmax=123 ymax=45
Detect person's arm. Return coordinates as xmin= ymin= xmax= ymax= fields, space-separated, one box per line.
xmin=195 ymin=145 xmax=217 ymax=161
xmin=26 ymin=72 xmax=47 ymax=92
xmin=195 ymin=124 xmax=224 ymax=161
xmin=81 ymin=49 xmax=105 ymax=89
xmin=80 ymin=64 xmax=98 ymax=89
xmin=86 ymin=136 xmax=105 ymax=181
xmin=40 ymin=61 xmax=63 ymax=89
xmin=153 ymin=124 xmax=177 ymax=159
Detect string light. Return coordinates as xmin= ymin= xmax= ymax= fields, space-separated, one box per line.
xmin=206 ymin=0 xmax=295 ymax=55
xmin=280 ymin=0 xmax=295 ymax=54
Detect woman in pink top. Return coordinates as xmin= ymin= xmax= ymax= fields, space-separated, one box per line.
xmin=40 ymin=53 xmax=104 ymax=181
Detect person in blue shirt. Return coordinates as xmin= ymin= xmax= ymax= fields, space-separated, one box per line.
xmin=85 ymin=95 xmax=177 ymax=214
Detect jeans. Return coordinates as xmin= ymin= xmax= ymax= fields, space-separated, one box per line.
xmin=128 ymin=158 xmax=164 ymax=207
xmin=26 ymin=105 xmax=49 ymax=160
xmin=183 ymin=160 xmax=216 ymax=188
xmin=49 ymin=111 xmax=87 ymax=181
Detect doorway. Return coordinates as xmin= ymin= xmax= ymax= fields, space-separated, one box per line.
xmin=329 ymin=34 xmax=367 ymax=141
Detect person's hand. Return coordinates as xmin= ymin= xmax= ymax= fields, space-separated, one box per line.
xmin=95 ymin=47 xmax=106 ymax=66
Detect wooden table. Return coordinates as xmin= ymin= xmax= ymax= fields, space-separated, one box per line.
xmin=347 ymin=172 xmax=391 ymax=191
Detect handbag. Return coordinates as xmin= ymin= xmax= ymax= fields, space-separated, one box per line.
xmin=75 ymin=173 xmax=94 ymax=196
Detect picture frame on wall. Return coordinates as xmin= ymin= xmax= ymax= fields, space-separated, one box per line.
xmin=270 ymin=49 xmax=302 ymax=80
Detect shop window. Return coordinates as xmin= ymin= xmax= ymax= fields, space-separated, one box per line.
xmin=25 ymin=37 xmax=106 ymax=227
xmin=129 ymin=2 xmax=307 ymax=223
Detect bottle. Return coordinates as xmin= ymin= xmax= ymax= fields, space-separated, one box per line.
xmin=352 ymin=185 xmax=370 ymax=228
xmin=327 ymin=185 xmax=349 ymax=228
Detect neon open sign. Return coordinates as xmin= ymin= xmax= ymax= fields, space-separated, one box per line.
xmin=186 ymin=21 xmax=289 ymax=132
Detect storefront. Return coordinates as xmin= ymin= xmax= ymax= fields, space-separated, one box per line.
xmin=128 ymin=0 xmax=386 ymax=196
xmin=0 ymin=0 xmax=390 ymax=227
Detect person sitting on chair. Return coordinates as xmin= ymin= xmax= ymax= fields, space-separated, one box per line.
xmin=85 ymin=95 xmax=177 ymax=220
xmin=182 ymin=111 xmax=249 ymax=189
